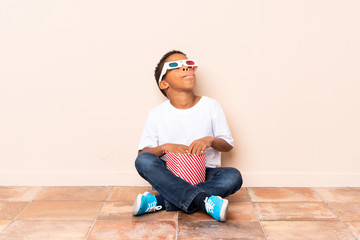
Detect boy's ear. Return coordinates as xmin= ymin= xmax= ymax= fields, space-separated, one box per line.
xmin=159 ymin=81 xmax=169 ymax=90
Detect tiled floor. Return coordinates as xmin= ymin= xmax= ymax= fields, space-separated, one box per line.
xmin=0 ymin=187 xmax=359 ymax=240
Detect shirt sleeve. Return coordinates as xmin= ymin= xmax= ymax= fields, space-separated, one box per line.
xmin=212 ymin=100 xmax=234 ymax=147
xmin=138 ymin=112 xmax=159 ymax=151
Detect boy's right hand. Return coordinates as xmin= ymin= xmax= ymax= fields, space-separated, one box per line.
xmin=162 ymin=144 xmax=189 ymax=154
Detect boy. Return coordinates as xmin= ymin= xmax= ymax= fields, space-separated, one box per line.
xmin=133 ymin=50 xmax=242 ymax=221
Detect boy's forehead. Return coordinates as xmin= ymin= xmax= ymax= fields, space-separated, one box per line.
xmin=165 ymin=54 xmax=188 ymax=62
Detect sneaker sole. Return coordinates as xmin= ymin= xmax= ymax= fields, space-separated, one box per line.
xmin=132 ymin=193 xmax=143 ymax=216
xmin=219 ymin=198 xmax=229 ymax=221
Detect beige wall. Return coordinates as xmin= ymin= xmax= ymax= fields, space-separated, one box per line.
xmin=1 ymin=0 xmax=359 ymax=186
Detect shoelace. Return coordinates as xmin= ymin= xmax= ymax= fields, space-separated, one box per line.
xmin=204 ymin=197 xmax=215 ymax=214
xmin=145 ymin=202 xmax=162 ymax=213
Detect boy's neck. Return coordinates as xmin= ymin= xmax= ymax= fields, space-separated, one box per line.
xmin=168 ymin=92 xmax=201 ymax=109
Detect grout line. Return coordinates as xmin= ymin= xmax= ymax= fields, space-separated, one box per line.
xmin=312 ymin=187 xmax=359 ymax=240
xmin=245 ymin=187 xmax=269 ymax=240
xmin=176 ymin=211 xmax=179 ymax=240
xmin=84 ymin=186 xmax=113 ymax=240
xmin=1 ymin=186 xmax=46 ymax=233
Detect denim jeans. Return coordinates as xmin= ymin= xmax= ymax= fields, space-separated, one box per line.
xmin=135 ymin=152 xmax=243 ymax=213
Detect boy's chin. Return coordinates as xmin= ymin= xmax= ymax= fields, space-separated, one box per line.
xmin=182 ymin=84 xmax=196 ymax=91
xmin=183 ymin=79 xmax=196 ymax=87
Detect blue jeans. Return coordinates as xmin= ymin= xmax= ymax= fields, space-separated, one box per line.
xmin=135 ymin=152 xmax=243 ymax=213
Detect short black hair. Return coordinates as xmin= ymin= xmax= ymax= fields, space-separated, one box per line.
xmin=154 ymin=50 xmax=187 ymax=97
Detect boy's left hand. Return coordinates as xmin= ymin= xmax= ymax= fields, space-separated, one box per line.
xmin=188 ymin=136 xmax=214 ymax=155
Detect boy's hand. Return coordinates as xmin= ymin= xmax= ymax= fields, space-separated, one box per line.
xmin=162 ymin=144 xmax=189 ymax=154
xmin=188 ymin=137 xmax=214 ymax=155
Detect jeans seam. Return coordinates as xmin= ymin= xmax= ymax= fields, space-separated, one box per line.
xmin=182 ymin=188 xmax=204 ymax=211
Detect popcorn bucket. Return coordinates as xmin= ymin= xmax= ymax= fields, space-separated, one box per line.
xmin=166 ymin=152 xmax=206 ymax=185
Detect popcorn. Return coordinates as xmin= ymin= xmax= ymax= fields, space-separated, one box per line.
xmin=166 ymin=152 xmax=206 ymax=185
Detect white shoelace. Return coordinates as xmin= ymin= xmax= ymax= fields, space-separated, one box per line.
xmin=146 ymin=202 xmax=162 ymax=213
xmin=204 ymin=197 xmax=215 ymax=214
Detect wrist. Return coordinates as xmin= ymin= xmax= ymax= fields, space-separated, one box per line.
xmin=207 ymin=136 xmax=215 ymax=147
xmin=161 ymin=144 xmax=168 ymax=153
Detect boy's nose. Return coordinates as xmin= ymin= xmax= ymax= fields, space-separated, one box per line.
xmin=181 ymin=66 xmax=190 ymax=71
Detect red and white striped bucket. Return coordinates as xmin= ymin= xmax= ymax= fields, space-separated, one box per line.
xmin=166 ymin=152 xmax=206 ymax=185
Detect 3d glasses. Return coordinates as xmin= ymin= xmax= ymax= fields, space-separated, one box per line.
xmin=159 ymin=59 xmax=198 ymax=83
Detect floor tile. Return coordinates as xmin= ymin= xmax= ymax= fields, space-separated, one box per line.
xmin=226 ymin=188 xmax=250 ymax=202
xmin=315 ymin=188 xmax=360 ymax=202
xmin=0 ymin=220 xmax=11 ymax=232
xmin=87 ymin=220 xmax=176 ymax=240
xmin=262 ymin=221 xmax=356 ymax=240
xmin=328 ymin=202 xmax=360 ymax=221
xmin=0 ymin=187 xmax=42 ymax=202
xmin=254 ymin=202 xmax=337 ymax=221
xmin=35 ymin=186 xmax=111 ymax=202
xmin=178 ymin=221 xmax=266 ymax=240
xmin=345 ymin=222 xmax=360 ymax=240
xmin=178 ymin=210 xmax=212 ymax=222
xmin=0 ymin=220 xmax=92 ymax=240
xmin=247 ymin=187 xmax=321 ymax=202
xmin=98 ymin=202 xmax=177 ymax=221
xmin=107 ymin=186 xmax=157 ymax=202
xmin=16 ymin=202 xmax=102 ymax=220
xmin=179 ymin=202 xmax=258 ymax=222
xmin=0 ymin=202 xmax=29 ymax=220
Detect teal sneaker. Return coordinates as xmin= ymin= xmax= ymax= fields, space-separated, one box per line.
xmin=132 ymin=192 xmax=162 ymax=216
xmin=204 ymin=196 xmax=229 ymax=221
